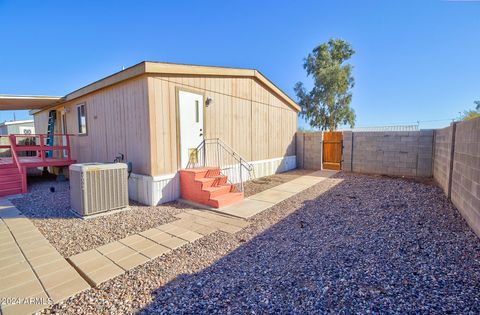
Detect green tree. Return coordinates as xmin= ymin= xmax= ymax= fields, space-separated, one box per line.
xmin=460 ymin=100 xmax=480 ymax=121
xmin=295 ymin=39 xmax=356 ymax=131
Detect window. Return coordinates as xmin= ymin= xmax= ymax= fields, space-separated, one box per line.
xmin=77 ymin=103 xmax=87 ymax=134
xmin=195 ymin=100 xmax=199 ymax=123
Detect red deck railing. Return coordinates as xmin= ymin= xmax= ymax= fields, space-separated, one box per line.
xmin=0 ymin=134 xmax=74 ymax=163
xmin=0 ymin=134 xmax=75 ymax=195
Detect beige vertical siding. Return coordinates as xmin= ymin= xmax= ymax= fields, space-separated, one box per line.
xmin=33 ymin=76 xmax=151 ymax=175
xmin=33 ymin=110 xmax=49 ymax=134
xmin=148 ymin=75 xmax=297 ymax=177
xmin=34 ymin=73 xmax=298 ymax=178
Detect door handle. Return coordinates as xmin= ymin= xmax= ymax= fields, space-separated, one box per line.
xmin=199 ymin=133 xmax=203 ymax=137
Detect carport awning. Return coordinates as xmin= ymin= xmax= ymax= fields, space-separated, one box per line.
xmin=0 ymin=95 xmax=62 ymax=110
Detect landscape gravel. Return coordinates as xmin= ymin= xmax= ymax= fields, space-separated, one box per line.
xmin=38 ymin=173 xmax=480 ymax=314
xmin=10 ymin=179 xmax=186 ymax=257
xmin=10 ymin=169 xmax=306 ymax=257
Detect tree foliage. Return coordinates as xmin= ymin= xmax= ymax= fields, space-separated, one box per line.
xmin=295 ymin=39 xmax=356 ymax=131
xmin=460 ymin=100 xmax=480 ymax=121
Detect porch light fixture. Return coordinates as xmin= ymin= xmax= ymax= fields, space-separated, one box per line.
xmin=205 ymin=97 xmax=212 ymax=107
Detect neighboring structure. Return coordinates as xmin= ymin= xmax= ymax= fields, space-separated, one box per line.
xmin=0 ymin=119 xmax=35 ymax=135
xmin=339 ymin=124 xmax=419 ymax=132
xmin=0 ymin=62 xmax=299 ymax=205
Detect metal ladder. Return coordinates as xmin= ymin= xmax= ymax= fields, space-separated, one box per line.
xmin=45 ymin=110 xmax=56 ymax=158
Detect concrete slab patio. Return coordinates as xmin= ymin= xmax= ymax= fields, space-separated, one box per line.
xmin=215 ymin=170 xmax=338 ymax=218
xmin=0 ymin=199 xmax=90 ymax=315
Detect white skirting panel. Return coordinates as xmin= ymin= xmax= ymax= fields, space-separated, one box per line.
xmin=128 ymin=155 xmax=296 ymax=206
xmin=128 ymin=173 xmax=180 ymax=206
xmin=250 ymin=155 xmax=297 ymax=179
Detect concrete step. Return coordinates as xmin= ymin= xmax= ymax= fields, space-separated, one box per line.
xmin=180 ymin=167 xmax=243 ymax=208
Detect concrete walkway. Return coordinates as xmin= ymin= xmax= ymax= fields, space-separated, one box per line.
xmin=214 ymin=170 xmax=338 ymax=218
xmin=67 ymin=170 xmax=338 ymax=288
xmin=0 ymin=169 xmax=337 ymax=314
xmin=0 ymin=199 xmax=90 ymax=315
xmin=67 ymin=210 xmax=248 ymax=287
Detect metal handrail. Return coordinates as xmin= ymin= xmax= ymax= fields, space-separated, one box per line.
xmin=187 ymin=138 xmax=255 ymax=192
xmin=205 ymin=138 xmax=253 ymax=171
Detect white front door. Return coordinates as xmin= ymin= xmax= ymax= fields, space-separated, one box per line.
xmin=178 ymin=90 xmax=204 ymax=168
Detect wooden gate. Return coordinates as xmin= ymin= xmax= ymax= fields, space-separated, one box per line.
xmin=322 ymin=132 xmax=343 ymax=170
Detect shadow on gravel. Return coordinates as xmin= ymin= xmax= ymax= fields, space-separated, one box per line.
xmin=138 ymin=173 xmax=480 ymax=314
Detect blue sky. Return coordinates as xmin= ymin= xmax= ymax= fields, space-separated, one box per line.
xmin=0 ymin=0 xmax=478 ymax=129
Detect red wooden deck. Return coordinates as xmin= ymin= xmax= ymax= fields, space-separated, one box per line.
xmin=0 ymin=134 xmax=75 ymax=196
xmin=0 ymin=156 xmax=76 ymax=168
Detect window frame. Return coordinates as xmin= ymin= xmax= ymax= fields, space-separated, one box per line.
xmin=76 ymin=103 xmax=88 ymax=135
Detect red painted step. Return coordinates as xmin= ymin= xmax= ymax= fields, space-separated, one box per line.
xmin=179 ymin=167 xmax=244 ymax=208
xmin=0 ymin=166 xmax=24 ymax=197
xmin=206 ymin=192 xmax=244 ymax=208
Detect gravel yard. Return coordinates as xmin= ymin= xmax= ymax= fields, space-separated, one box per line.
xmin=10 ymin=178 xmax=186 ymax=257
xmin=40 ymin=173 xmax=480 ymax=314
xmin=10 ymin=169 xmax=311 ymax=257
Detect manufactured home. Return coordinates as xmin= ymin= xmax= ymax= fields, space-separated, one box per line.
xmin=0 ymin=62 xmax=299 ymax=205
xmin=0 ymin=119 xmax=35 ymax=135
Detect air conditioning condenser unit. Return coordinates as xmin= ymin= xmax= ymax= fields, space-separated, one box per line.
xmin=69 ymin=162 xmax=128 ymax=216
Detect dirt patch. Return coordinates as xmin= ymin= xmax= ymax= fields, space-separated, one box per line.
xmin=243 ymin=169 xmax=314 ymax=197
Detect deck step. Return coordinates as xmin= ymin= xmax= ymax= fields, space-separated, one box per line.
xmin=0 ymin=180 xmax=22 ymax=190
xmin=0 ymin=164 xmax=19 ymax=171
xmin=0 ymin=174 xmax=22 ymax=183
xmin=0 ymin=187 xmax=23 ymax=197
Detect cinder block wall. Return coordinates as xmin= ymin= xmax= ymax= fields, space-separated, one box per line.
xmin=344 ymin=130 xmax=434 ymax=177
xmin=296 ymin=132 xmax=323 ymax=170
xmin=342 ymin=131 xmax=353 ymax=172
xmin=432 ymin=126 xmax=454 ymax=195
xmin=295 ymin=120 xmax=480 ymax=237
xmin=434 ymin=118 xmax=480 ymax=237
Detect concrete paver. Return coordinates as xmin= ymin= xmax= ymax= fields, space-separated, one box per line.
xmin=249 ymin=189 xmax=295 ymax=203
xmin=115 ymin=253 xmax=150 ymax=270
xmin=157 ymin=234 xmax=189 ymax=249
xmin=177 ymin=213 xmax=243 ymax=233
xmin=272 ymin=182 xmax=311 ymax=193
xmin=47 ymin=277 xmax=90 ymax=303
xmin=169 ymin=218 xmax=218 ymax=235
xmin=84 ymin=264 xmax=124 ymax=287
xmin=219 ymin=199 xmax=273 ymax=218
xmin=140 ymin=243 xmax=170 ymax=259
xmin=119 ymin=234 xmax=159 ymax=252
xmin=188 ymin=210 xmax=249 ymax=228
